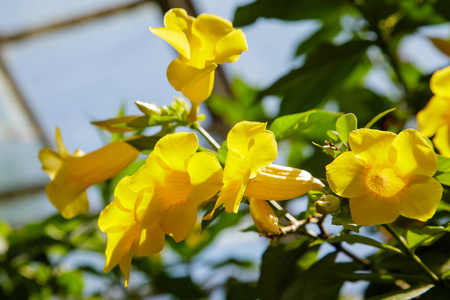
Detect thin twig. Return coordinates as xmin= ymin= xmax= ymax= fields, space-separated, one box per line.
xmin=195 ymin=125 xmax=221 ymax=151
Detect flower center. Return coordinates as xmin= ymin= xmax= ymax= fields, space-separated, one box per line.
xmin=366 ymin=168 xmax=405 ymax=197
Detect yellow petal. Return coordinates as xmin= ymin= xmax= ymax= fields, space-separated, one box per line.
xmin=129 ymin=153 xmax=165 ymax=191
xmin=134 ymin=189 xmax=166 ymax=229
xmin=153 ymin=132 xmax=198 ymax=171
xmin=249 ymin=199 xmax=279 ymax=234
xmin=398 ymin=175 xmax=443 ymax=221
xmin=389 ymin=129 xmax=438 ymax=177
xmin=181 ymin=71 xmax=216 ymax=105
xmin=164 ymin=8 xmax=194 ymax=32
xmin=417 ymin=96 xmax=450 ymax=137
xmin=119 ymin=250 xmax=133 ymax=287
xmin=55 ymin=127 xmax=70 ymax=158
xmin=66 ymin=141 xmax=139 ymax=189
xmin=430 ymin=65 xmax=450 ymax=97
xmin=187 ymin=152 xmax=223 ymax=205
xmin=434 ymin=124 xmax=450 ymax=157
xmin=46 ymin=180 xmax=89 ymax=219
xmin=103 ymin=224 xmax=140 ymax=273
xmin=350 ymin=194 xmax=400 ymax=225
xmin=114 ymin=176 xmax=138 ymax=211
xmin=150 ymin=28 xmax=190 ymax=60
xmin=98 ymin=200 xmax=134 ymax=234
xmin=38 ymin=148 xmax=63 ymax=180
xmin=159 ymin=198 xmax=197 ymax=242
xmin=248 ymin=131 xmax=278 ymax=177
xmin=133 ymin=223 xmax=165 ymax=256
xmin=245 ymin=164 xmax=324 ymax=200
xmin=214 ymin=29 xmax=248 ymax=64
xmin=166 ymin=58 xmax=217 ymax=91
xmin=227 ymin=121 xmax=268 ymax=156
xmin=192 ymin=13 xmax=234 ymax=62
xmin=348 ymin=129 xmax=396 ymax=167
xmin=326 ymin=151 xmax=370 ymax=198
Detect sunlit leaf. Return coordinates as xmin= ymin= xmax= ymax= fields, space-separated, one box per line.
xmin=434 ymin=155 xmax=450 ymax=186
xmin=336 ymin=113 xmax=357 ymax=145
xmin=269 ymin=110 xmax=341 ymax=142
xmin=406 ymin=225 xmax=450 ymax=250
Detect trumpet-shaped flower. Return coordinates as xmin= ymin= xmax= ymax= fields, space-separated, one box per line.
xmin=206 ymin=121 xmax=324 ymax=220
xmin=98 ymin=177 xmax=165 ymax=287
xmin=99 ymin=132 xmax=223 ymax=285
xmin=417 ymin=65 xmax=450 ymax=157
xmin=150 ymin=8 xmax=248 ymax=120
xmin=326 ymin=128 xmax=443 ymax=225
xmin=39 ymin=128 xmax=139 ymax=219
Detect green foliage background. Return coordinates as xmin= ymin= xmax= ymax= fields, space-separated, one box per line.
xmin=1 ymin=0 xmax=450 ymax=299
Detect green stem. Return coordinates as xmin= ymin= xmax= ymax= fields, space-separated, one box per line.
xmin=383 ymin=224 xmax=440 ymax=284
xmin=195 ymin=124 xmax=221 ymax=151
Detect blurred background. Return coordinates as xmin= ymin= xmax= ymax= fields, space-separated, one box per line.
xmin=0 ymin=0 xmax=449 ymax=299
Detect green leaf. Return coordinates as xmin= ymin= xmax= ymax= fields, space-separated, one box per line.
xmin=91 ymin=116 xmax=141 ymax=133
xmin=434 ymin=155 xmax=450 ymax=186
xmin=262 ymin=41 xmax=372 ymax=114
xmin=406 ymin=225 xmax=450 ymax=250
xmin=331 ymin=206 xmax=361 ymax=233
xmin=125 ymin=136 xmax=161 ymax=151
xmin=366 ymin=284 xmax=435 ymax=300
xmin=56 ymin=270 xmax=83 ymax=297
xmin=311 ymin=233 xmax=402 ymax=254
xmin=364 ymin=108 xmax=396 ymax=128
xmin=336 ymin=113 xmax=357 ymax=145
xmin=233 ymin=0 xmax=348 ymax=26
xmin=281 ymin=253 xmax=346 ymax=300
xmin=269 ymin=110 xmax=342 ymax=142
xmin=257 ymin=237 xmax=313 ymax=299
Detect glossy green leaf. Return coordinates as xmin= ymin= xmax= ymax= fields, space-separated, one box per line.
xmin=434 ymin=155 xmax=450 ymax=186
xmin=406 ymin=225 xmax=450 ymax=250
xmin=125 ymin=136 xmax=161 ymax=151
xmin=336 ymin=113 xmax=357 ymax=145
xmin=269 ymin=110 xmax=341 ymax=141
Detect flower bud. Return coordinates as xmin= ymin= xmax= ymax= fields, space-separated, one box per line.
xmin=315 ymin=195 xmax=341 ymax=215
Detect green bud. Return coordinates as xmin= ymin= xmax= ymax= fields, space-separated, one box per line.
xmin=315 ymin=195 xmax=341 ymax=214
xmin=135 ymin=101 xmax=162 ymax=115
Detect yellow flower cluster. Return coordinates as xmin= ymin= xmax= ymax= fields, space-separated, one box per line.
xmin=417 ymin=65 xmax=450 ymax=157
xmin=37 ymin=7 xmax=445 ymax=289
xmin=98 ymin=132 xmax=223 ymax=286
xmin=326 ymin=129 xmax=442 ymax=225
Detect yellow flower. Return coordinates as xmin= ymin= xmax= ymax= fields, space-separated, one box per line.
xmin=417 ymin=65 xmax=450 ymax=157
xmin=98 ymin=177 xmax=165 ymax=287
xmin=39 ymin=128 xmax=139 ymax=219
xmin=326 ymin=128 xmax=443 ymax=225
xmin=150 ymin=8 xmax=248 ymax=121
xmin=206 ymin=121 xmax=324 ymax=220
xmin=98 ymin=132 xmax=223 ymax=285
